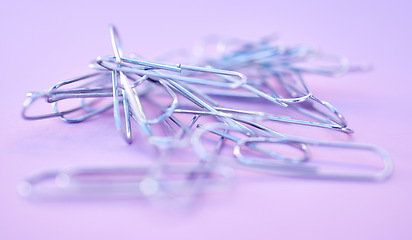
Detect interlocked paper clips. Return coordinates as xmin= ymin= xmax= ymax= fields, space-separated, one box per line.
xmin=20 ymin=26 xmax=393 ymax=203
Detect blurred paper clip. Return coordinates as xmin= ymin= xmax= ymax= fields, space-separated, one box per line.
xmin=20 ymin=25 xmax=393 ymax=206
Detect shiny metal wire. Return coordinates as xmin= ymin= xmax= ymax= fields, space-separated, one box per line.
xmin=19 ymin=25 xmax=392 ymax=203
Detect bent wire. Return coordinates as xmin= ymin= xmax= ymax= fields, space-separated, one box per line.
xmin=174 ymin=107 xmax=352 ymax=133
xmin=192 ymin=123 xmax=310 ymax=164
xmin=204 ymin=35 xmax=365 ymax=77
xmin=21 ymin=72 xmax=153 ymax=122
xmin=18 ymin=163 xmax=235 ymax=199
xmin=109 ymin=25 xmax=152 ymax=137
xmin=234 ymin=137 xmax=393 ymax=181
xmin=96 ymin=56 xmax=248 ymax=89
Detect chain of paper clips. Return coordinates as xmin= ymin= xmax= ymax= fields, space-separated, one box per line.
xmin=18 ymin=26 xmax=393 ymax=203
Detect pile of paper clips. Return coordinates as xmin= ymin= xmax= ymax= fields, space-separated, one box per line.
xmin=18 ymin=26 xmax=393 ymax=205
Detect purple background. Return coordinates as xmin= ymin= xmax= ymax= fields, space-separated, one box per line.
xmin=1 ymin=1 xmax=411 ymax=239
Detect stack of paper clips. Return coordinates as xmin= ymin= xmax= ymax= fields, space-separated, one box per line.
xmin=18 ymin=26 xmax=393 ymax=205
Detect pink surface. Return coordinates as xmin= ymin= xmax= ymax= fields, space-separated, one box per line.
xmin=1 ymin=1 xmax=411 ymax=239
